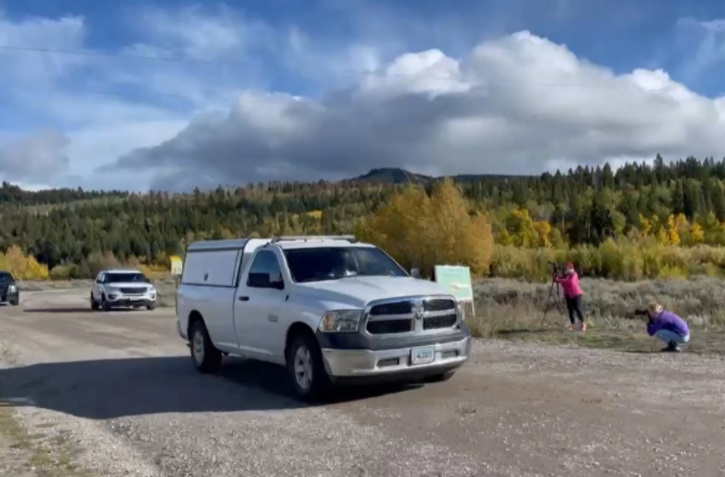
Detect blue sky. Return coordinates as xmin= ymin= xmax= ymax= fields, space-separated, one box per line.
xmin=0 ymin=0 xmax=724 ymax=191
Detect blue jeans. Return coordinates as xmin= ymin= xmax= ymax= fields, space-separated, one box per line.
xmin=654 ymin=329 xmax=690 ymax=345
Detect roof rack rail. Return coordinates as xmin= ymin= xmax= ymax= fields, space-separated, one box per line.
xmin=270 ymin=235 xmax=358 ymax=244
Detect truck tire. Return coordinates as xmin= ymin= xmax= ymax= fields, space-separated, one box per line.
xmin=90 ymin=293 xmax=99 ymax=311
xmin=189 ymin=320 xmax=222 ymax=374
xmin=426 ymin=370 xmax=456 ymax=383
xmin=286 ymin=331 xmax=331 ymax=402
xmin=10 ymin=297 xmax=19 ymax=306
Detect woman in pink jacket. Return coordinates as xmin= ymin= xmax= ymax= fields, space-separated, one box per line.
xmin=554 ymin=262 xmax=587 ymax=331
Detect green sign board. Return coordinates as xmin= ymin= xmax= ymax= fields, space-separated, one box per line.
xmin=434 ymin=265 xmax=473 ymax=302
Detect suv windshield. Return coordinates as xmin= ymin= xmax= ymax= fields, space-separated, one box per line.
xmin=283 ymin=246 xmax=408 ymax=283
xmin=106 ymin=273 xmax=148 ymax=283
xmin=0 ymin=272 xmax=15 ymax=283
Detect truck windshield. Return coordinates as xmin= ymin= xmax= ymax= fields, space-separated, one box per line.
xmin=0 ymin=272 xmax=14 ymax=283
xmin=283 ymin=247 xmax=408 ymax=283
xmin=106 ymin=273 xmax=148 ymax=283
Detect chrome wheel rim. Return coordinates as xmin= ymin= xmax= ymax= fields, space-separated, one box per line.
xmin=192 ymin=331 xmax=205 ymax=365
xmin=293 ymin=345 xmax=313 ymax=391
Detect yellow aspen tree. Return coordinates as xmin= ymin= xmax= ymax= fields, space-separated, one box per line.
xmin=532 ymin=220 xmax=552 ymax=248
xmin=674 ymin=213 xmax=690 ymax=245
xmin=640 ymin=214 xmax=651 ymax=236
xmin=667 ymin=214 xmax=681 ymax=246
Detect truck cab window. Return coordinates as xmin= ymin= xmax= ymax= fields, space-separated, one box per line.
xmin=284 ymin=246 xmax=407 ymax=283
xmin=247 ymin=250 xmax=284 ymax=289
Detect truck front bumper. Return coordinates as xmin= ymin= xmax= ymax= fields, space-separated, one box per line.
xmin=320 ymin=333 xmax=471 ymax=380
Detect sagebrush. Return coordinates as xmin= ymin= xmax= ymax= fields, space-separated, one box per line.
xmin=468 ymin=276 xmax=725 ymax=337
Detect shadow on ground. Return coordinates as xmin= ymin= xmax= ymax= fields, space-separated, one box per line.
xmin=0 ymin=355 xmax=415 ymax=419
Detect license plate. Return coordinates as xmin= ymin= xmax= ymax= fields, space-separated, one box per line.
xmin=411 ymin=346 xmax=436 ymax=365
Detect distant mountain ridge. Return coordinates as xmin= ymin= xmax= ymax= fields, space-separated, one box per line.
xmin=346 ymin=167 xmax=524 ymax=185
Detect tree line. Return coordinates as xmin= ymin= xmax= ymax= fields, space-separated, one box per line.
xmin=2 ymin=154 xmax=725 ymax=280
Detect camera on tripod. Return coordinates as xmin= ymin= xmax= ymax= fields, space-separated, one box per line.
xmin=548 ymin=261 xmax=563 ymax=278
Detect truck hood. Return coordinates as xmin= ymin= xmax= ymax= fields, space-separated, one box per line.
xmin=293 ymin=276 xmax=452 ymax=309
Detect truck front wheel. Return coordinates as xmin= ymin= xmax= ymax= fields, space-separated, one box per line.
xmin=286 ymin=332 xmax=330 ymax=402
xmin=190 ymin=320 xmax=222 ymax=373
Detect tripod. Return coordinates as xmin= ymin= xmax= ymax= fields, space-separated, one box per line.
xmin=540 ymin=275 xmax=566 ymax=330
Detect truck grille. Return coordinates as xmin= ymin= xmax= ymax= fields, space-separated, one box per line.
xmin=423 ymin=314 xmax=458 ymax=330
xmin=367 ymin=320 xmax=413 ymax=334
xmin=120 ymin=287 xmax=145 ymax=295
xmin=365 ymin=297 xmax=458 ymax=335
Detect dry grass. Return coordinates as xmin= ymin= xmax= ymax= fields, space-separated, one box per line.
xmin=469 ymin=276 xmax=725 ymax=354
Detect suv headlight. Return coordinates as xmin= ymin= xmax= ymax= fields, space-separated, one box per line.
xmin=8 ymin=284 xmax=16 ymax=292
xmin=319 ymin=310 xmax=362 ymax=333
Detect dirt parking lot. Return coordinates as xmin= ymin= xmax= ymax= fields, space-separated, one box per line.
xmin=1 ymin=288 xmax=724 ymax=477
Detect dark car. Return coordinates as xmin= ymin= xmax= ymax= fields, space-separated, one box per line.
xmin=0 ymin=271 xmax=19 ymax=305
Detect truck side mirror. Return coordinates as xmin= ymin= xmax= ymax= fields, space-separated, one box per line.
xmin=410 ymin=268 xmax=421 ymax=279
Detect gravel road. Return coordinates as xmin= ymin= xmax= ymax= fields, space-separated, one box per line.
xmin=1 ymin=288 xmax=724 ymax=477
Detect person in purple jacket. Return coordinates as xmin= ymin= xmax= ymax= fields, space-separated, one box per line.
xmin=641 ymin=302 xmax=690 ymax=352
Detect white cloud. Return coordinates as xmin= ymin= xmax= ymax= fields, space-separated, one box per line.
xmin=0 ymin=130 xmax=70 ymax=181
xmin=2 ymin=5 xmax=725 ymax=193
xmin=0 ymin=5 xmax=270 ymax=190
xmin=113 ymin=30 xmax=725 ymax=191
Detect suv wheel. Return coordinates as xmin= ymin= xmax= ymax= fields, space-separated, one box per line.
xmin=101 ymin=294 xmax=111 ymax=312
xmin=286 ymin=332 xmax=331 ymax=402
xmin=90 ymin=293 xmax=99 ymax=311
xmin=190 ymin=320 xmax=222 ymax=373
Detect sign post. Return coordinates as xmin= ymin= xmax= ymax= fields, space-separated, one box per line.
xmin=433 ymin=265 xmax=475 ymax=321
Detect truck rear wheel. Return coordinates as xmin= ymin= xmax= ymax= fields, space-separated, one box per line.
xmin=190 ymin=320 xmax=222 ymax=373
xmin=286 ymin=332 xmax=330 ymax=402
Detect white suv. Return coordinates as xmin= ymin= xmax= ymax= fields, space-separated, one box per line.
xmin=91 ymin=269 xmax=157 ymax=311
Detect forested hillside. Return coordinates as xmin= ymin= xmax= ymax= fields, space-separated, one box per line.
xmin=2 ymin=154 xmax=725 ymax=280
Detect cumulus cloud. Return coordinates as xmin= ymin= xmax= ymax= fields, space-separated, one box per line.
xmin=0 ymin=130 xmax=70 ymax=181
xmin=113 ymin=30 xmax=725 ymax=191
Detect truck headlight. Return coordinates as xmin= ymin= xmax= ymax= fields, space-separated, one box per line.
xmin=8 ymin=284 xmax=16 ymax=293
xmin=319 ymin=310 xmax=362 ymax=333
xmin=456 ymin=301 xmax=465 ymax=322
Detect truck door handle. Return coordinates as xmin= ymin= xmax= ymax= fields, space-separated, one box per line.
xmin=238 ymin=296 xmax=249 ymax=302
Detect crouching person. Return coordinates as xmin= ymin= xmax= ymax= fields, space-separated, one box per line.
xmin=644 ymin=302 xmax=690 ymax=352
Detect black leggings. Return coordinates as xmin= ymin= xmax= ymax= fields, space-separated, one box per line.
xmin=565 ymin=294 xmax=585 ymax=325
